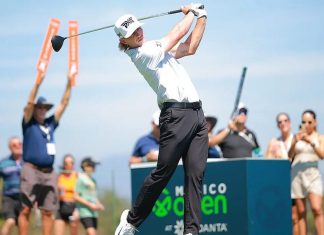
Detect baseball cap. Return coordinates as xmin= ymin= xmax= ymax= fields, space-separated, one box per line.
xmin=81 ymin=157 xmax=100 ymax=170
xmin=152 ymin=110 xmax=161 ymax=126
xmin=34 ymin=96 xmax=53 ymax=111
xmin=237 ymin=102 xmax=248 ymax=115
xmin=114 ymin=14 xmax=143 ymax=38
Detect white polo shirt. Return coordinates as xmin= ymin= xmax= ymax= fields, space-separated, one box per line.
xmin=125 ymin=40 xmax=200 ymax=108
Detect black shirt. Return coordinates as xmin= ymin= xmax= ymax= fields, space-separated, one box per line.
xmin=219 ymin=128 xmax=259 ymax=158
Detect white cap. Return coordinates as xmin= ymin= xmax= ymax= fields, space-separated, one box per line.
xmin=114 ymin=14 xmax=143 ymax=38
xmin=152 ymin=110 xmax=161 ymax=126
xmin=238 ymin=102 xmax=248 ymax=111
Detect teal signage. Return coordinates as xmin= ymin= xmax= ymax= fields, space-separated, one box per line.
xmin=131 ymin=159 xmax=292 ymax=235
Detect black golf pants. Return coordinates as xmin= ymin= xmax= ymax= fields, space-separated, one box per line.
xmin=128 ymin=103 xmax=208 ymax=235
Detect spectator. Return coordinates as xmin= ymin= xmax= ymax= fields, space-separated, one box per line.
xmin=19 ymin=74 xmax=73 ymax=235
xmin=113 ymin=4 xmax=208 ymax=235
xmin=129 ymin=110 xmax=160 ymax=164
xmin=209 ymin=102 xmax=260 ymax=158
xmin=265 ymin=112 xmax=299 ymax=235
xmin=0 ymin=136 xmax=23 ymax=235
xmin=205 ymin=115 xmax=221 ymax=158
xmin=288 ymin=110 xmax=324 ymax=235
xmin=54 ymin=154 xmax=79 ymax=235
xmin=74 ymin=157 xmax=104 ymax=235
xmin=265 ymin=112 xmax=293 ymax=159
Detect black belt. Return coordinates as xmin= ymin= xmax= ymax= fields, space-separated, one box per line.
xmin=162 ymin=101 xmax=202 ymax=110
xmin=27 ymin=162 xmax=53 ymax=173
xmin=35 ymin=166 xmax=53 ymax=173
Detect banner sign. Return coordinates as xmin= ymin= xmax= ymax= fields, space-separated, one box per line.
xmin=36 ymin=18 xmax=60 ymax=84
xmin=68 ymin=20 xmax=79 ymax=86
xmin=131 ymin=159 xmax=292 ymax=235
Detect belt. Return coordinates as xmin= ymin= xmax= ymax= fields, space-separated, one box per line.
xmin=162 ymin=101 xmax=202 ymax=110
xmin=27 ymin=162 xmax=53 ymax=173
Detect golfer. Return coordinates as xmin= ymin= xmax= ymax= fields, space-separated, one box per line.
xmin=114 ymin=3 xmax=208 ymax=235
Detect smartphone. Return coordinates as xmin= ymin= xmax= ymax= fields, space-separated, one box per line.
xmin=299 ymin=123 xmax=306 ymax=132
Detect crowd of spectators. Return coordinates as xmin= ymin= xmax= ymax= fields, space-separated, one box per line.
xmin=0 ymin=103 xmax=323 ymax=234
xmin=0 ymin=139 xmax=103 ymax=235
xmin=129 ymin=106 xmax=323 ymax=235
xmin=0 ymin=73 xmax=104 ymax=235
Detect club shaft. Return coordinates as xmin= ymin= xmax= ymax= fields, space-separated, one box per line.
xmin=66 ymin=9 xmax=182 ymax=39
xmin=231 ymin=67 xmax=248 ymax=118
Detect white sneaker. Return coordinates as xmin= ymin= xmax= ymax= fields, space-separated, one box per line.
xmin=114 ymin=209 xmax=137 ymax=235
xmin=184 ymin=233 xmax=193 ymax=235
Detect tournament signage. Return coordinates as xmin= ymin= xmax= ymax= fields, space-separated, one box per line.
xmin=36 ymin=18 xmax=60 ymax=84
xmin=131 ymin=158 xmax=292 ymax=235
xmin=68 ymin=20 xmax=79 ymax=86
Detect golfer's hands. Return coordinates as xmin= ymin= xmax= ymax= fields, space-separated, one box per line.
xmin=195 ymin=7 xmax=207 ymax=18
xmin=181 ymin=3 xmax=202 ymax=15
xmin=190 ymin=3 xmax=207 ymax=18
xmin=190 ymin=3 xmax=203 ymax=10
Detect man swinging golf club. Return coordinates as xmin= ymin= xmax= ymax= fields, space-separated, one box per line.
xmin=114 ymin=3 xmax=207 ymax=235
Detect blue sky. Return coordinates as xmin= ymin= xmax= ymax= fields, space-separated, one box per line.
xmin=0 ymin=0 xmax=323 ymax=197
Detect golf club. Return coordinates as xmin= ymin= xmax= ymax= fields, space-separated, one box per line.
xmin=51 ymin=5 xmax=204 ymax=52
xmin=230 ymin=67 xmax=248 ymax=119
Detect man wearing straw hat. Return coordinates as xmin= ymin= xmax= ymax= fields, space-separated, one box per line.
xmin=18 ymin=74 xmax=73 ymax=235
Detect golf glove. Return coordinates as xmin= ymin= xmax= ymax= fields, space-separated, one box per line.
xmin=196 ymin=8 xmax=207 ymax=18
xmin=190 ymin=3 xmax=203 ymax=10
xmin=188 ymin=3 xmax=207 ymax=18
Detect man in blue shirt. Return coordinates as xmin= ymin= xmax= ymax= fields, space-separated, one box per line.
xmin=0 ymin=136 xmax=23 ymax=235
xmin=19 ymin=74 xmax=73 ymax=235
xmin=129 ymin=111 xmax=160 ymax=164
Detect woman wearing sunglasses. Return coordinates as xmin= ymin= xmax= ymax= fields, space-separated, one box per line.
xmin=288 ymin=110 xmax=324 ymax=235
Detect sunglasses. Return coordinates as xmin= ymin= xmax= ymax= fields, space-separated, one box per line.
xmin=277 ymin=119 xmax=289 ymax=125
xmin=302 ymin=121 xmax=313 ymax=125
xmin=238 ymin=109 xmax=248 ymax=115
xmin=36 ymin=106 xmax=48 ymax=110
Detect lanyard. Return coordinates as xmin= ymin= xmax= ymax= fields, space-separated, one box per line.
xmin=39 ymin=124 xmax=51 ymax=141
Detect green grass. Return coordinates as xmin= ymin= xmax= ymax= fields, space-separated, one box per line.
xmin=0 ymin=189 xmax=130 ymax=235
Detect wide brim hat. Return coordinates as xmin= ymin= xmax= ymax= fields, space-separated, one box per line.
xmin=114 ymin=14 xmax=143 ymax=38
xmin=34 ymin=96 xmax=53 ymax=111
xmin=206 ymin=116 xmax=217 ymax=130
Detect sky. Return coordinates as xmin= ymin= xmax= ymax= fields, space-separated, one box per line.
xmin=0 ymin=0 xmax=323 ymax=198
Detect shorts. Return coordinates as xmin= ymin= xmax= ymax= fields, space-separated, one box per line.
xmin=1 ymin=195 xmax=21 ymax=224
xmin=56 ymin=201 xmax=76 ymax=221
xmin=80 ymin=217 xmax=98 ymax=229
xmin=291 ymin=164 xmax=323 ymax=198
xmin=20 ymin=163 xmax=58 ymax=211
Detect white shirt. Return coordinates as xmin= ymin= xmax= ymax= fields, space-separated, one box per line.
xmin=125 ymin=40 xmax=200 ymax=108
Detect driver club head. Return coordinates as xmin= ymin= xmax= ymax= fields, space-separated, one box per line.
xmin=51 ymin=35 xmax=66 ymax=52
